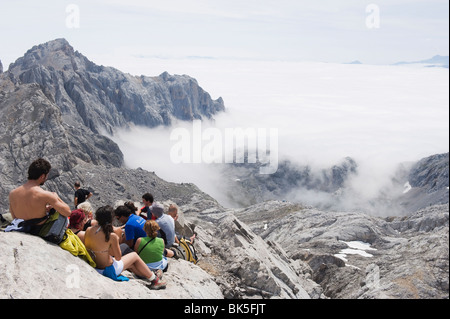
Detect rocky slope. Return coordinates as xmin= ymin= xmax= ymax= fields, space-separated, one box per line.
xmin=398 ymin=153 xmax=449 ymax=212
xmin=0 ymin=231 xmax=223 ymax=299
xmin=0 ymin=194 xmax=324 ymax=299
xmin=234 ymin=201 xmax=449 ymax=299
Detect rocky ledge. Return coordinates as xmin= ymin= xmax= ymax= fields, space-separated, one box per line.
xmin=0 ymin=231 xmax=223 ymax=299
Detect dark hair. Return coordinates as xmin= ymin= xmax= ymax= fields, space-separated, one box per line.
xmin=142 ymin=193 xmax=154 ymax=203
xmin=74 ymin=181 xmax=81 ymax=187
xmin=114 ymin=205 xmax=132 ymax=218
xmin=95 ymin=206 xmax=114 ymax=242
xmin=28 ymin=158 xmax=51 ymax=180
xmin=124 ymin=201 xmax=138 ymax=212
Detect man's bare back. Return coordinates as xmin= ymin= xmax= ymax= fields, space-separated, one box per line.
xmin=8 ymin=158 xmax=71 ymax=221
xmin=9 ymin=182 xmax=71 ymax=221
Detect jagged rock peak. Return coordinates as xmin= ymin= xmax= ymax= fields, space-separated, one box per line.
xmin=10 ymin=38 xmax=77 ymax=72
xmin=0 ymin=58 xmax=3 ymax=73
xmin=6 ymin=38 xmax=225 ymax=132
xmin=30 ymin=38 xmax=73 ymax=53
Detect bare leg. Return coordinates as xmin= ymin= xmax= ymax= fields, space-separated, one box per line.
xmin=122 ymin=252 xmax=154 ymax=279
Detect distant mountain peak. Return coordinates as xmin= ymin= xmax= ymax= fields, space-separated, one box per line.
xmin=345 ymin=60 xmax=362 ymax=65
xmin=9 ymin=38 xmax=80 ymax=74
xmin=394 ymin=55 xmax=449 ymax=68
xmin=26 ymin=38 xmax=75 ymax=58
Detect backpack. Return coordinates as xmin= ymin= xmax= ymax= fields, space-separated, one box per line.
xmin=38 ymin=211 xmax=69 ymax=244
xmin=172 ymin=238 xmax=198 ymax=264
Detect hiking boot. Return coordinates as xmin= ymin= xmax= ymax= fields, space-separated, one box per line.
xmin=149 ymin=278 xmax=167 ymax=290
xmin=155 ymin=269 xmax=164 ymax=280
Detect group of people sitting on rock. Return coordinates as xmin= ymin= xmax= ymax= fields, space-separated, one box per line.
xmin=5 ymin=158 xmax=194 ymax=290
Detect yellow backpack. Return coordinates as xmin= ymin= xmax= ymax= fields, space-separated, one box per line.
xmin=173 ymin=238 xmax=198 ymax=264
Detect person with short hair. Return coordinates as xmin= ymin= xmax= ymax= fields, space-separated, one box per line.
xmin=74 ymin=181 xmax=92 ymax=208
xmin=141 ymin=193 xmax=155 ymax=220
xmin=77 ymin=201 xmax=95 ymax=231
xmin=151 ymin=202 xmax=176 ymax=248
xmin=69 ymin=209 xmax=87 ymax=242
xmin=114 ymin=205 xmax=146 ymax=248
xmin=167 ymin=204 xmax=196 ymax=244
xmin=8 ymin=158 xmax=71 ymax=234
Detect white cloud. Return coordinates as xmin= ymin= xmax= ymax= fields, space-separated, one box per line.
xmin=108 ymin=58 xmax=449 ymax=210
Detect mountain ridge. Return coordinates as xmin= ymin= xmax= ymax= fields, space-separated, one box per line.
xmin=393 ymin=55 xmax=449 ymax=68
xmin=6 ymin=38 xmax=225 ymax=134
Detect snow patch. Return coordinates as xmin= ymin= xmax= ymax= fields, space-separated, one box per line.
xmin=403 ymin=181 xmax=412 ymax=194
xmin=334 ymin=241 xmax=377 ymax=264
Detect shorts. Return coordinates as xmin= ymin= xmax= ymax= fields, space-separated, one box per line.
xmin=96 ymin=258 xmax=124 ymax=276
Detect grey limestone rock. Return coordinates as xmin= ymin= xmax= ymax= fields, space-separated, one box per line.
xmin=234 ymin=200 xmax=449 ymax=299
xmin=0 ymin=231 xmax=223 ymax=299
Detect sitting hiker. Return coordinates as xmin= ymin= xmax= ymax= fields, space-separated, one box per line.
xmin=151 ymin=202 xmax=175 ymax=248
xmin=141 ymin=193 xmax=156 ymax=220
xmin=124 ymin=201 xmax=142 ymax=218
xmin=6 ymin=158 xmax=95 ymax=267
xmin=135 ymin=220 xmax=171 ymax=275
xmin=77 ymin=201 xmax=95 ymax=231
xmin=7 ymin=158 xmax=71 ymax=234
xmin=69 ymin=209 xmax=87 ymax=243
xmin=77 ymin=201 xmax=124 ymax=244
xmin=85 ymin=206 xmax=166 ymax=289
xmin=167 ymin=204 xmax=196 ymax=244
xmin=114 ymin=205 xmax=146 ymax=252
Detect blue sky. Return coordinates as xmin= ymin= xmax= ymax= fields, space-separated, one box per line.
xmin=0 ymin=0 xmax=448 ymax=68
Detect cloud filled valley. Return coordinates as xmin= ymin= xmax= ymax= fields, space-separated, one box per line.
xmin=107 ymin=59 xmax=449 ymax=214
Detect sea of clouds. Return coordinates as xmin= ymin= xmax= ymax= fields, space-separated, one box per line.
xmin=105 ymin=57 xmax=449 ymax=211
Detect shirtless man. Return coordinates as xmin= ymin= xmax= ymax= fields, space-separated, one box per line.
xmin=9 ymin=158 xmax=71 ymax=224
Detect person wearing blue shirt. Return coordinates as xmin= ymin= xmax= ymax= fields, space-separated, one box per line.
xmin=114 ymin=205 xmax=146 ymax=249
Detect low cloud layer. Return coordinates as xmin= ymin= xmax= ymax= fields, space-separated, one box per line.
xmin=109 ymin=59 xmax=449 ymax=213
